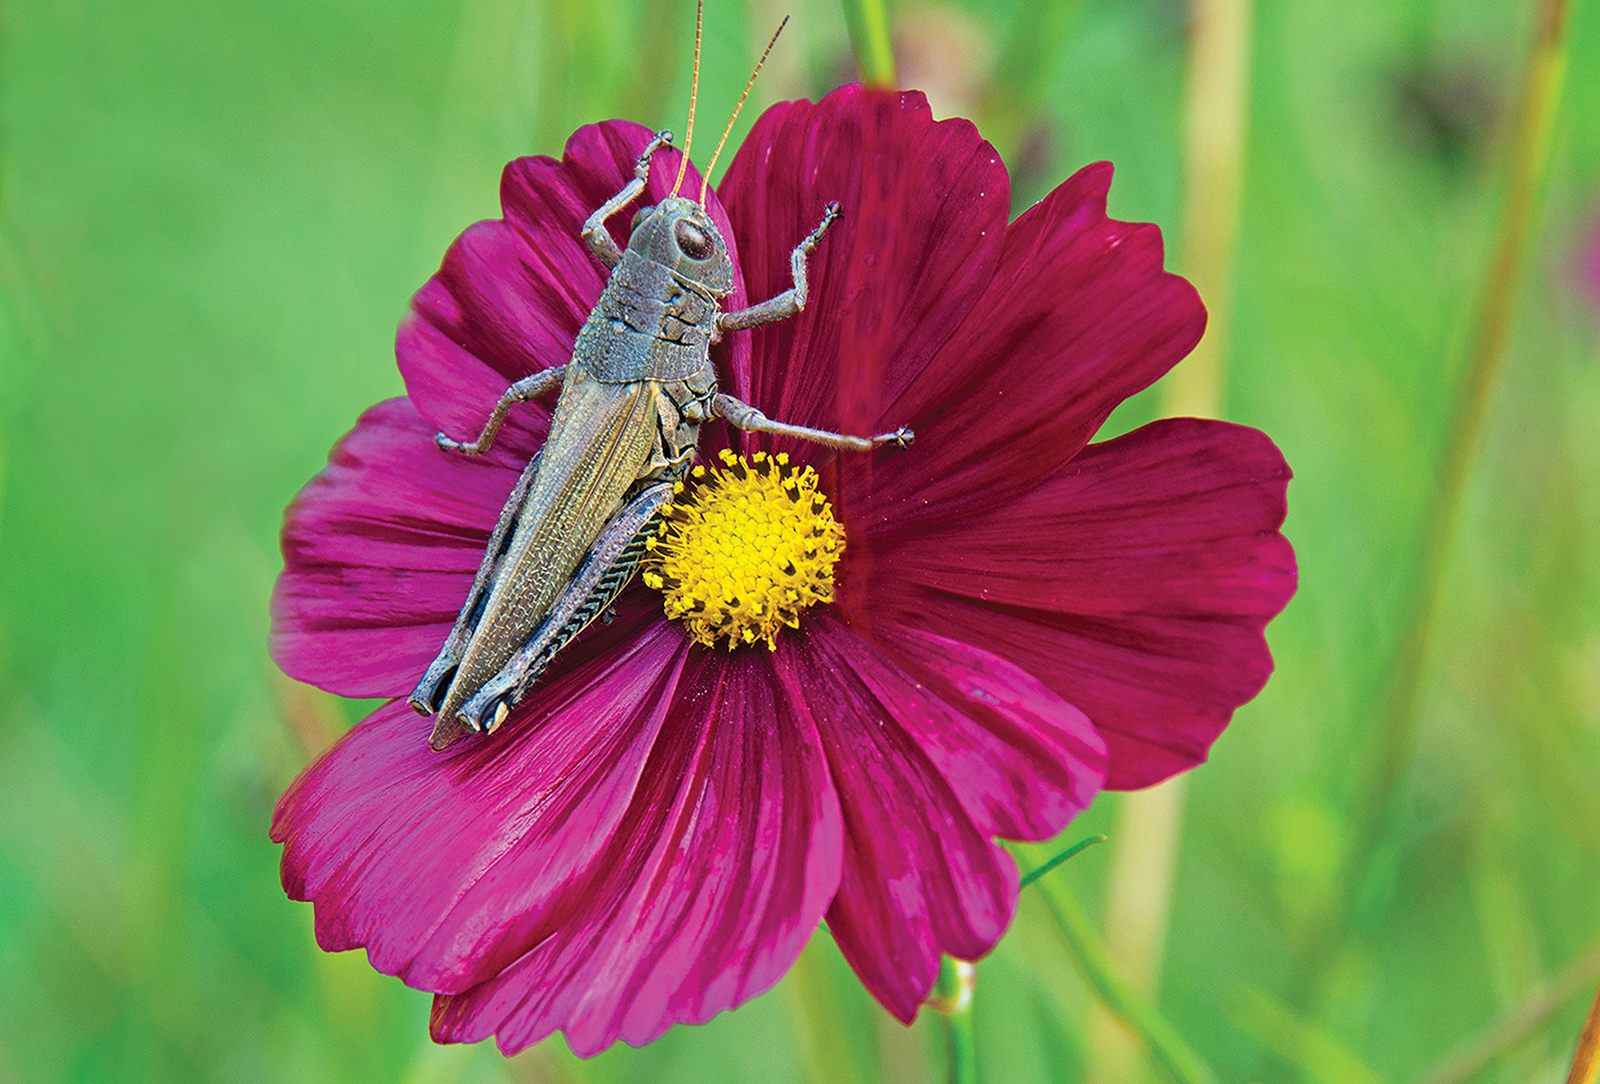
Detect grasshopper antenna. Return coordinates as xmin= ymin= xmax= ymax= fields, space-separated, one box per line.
xmin=670 ymin=0 xmax=704 ymax=197
xmin=700 ymin=14 xmax=789 ymax=207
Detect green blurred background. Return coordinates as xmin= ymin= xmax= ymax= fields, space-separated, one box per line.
xmin=2 ymin=0 xmax=1598 ymax=1081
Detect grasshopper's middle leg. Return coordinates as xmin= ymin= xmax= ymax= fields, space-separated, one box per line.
xmin=717 ymin=200 xmax=841 ymax=333
xmin=435 ymin=365 xmax=568 ymax=456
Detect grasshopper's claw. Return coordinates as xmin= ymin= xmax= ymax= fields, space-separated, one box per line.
xmin=876 ymin=427 xmax=914 ymax=449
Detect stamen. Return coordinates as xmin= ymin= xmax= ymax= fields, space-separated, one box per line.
xmin=643 ymin=449 xmax=844 ymax=650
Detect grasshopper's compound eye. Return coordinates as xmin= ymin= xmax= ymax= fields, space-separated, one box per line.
xmin=674 ymin=219 xmax=713 ymax=260
xmin=631 ymin=205 xmax=655 ymax=230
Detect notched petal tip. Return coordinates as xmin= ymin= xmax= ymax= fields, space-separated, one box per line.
xmin=844 ymin=154 xmax=1211 ymax=534
xmin=716 ymin=83 xmax=1012 ymax=452
xmin=418 ymin=649 xmax=843 ymax=1056
xmin=874 ymin=416 xmax=1296 ymax=792
xmin=776 ymin=620 xmax=1025 ymax=1021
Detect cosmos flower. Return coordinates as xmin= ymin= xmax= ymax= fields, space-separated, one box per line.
xmin=270 ymin=85 xmax=1296 ymax=1056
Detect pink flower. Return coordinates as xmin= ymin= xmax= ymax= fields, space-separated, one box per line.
xmin=270 ymin=85 xmax=1295 ymax=1055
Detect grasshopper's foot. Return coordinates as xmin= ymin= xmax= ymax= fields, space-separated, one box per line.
xmin=435 ymin=431 xmax=483 ymax=456
xmin=875 ymin=426 xmax=914 ymax=448
xmin=805 ymin=201 xmax=842 ymax=250
xmin=636 ymin=130 xmax=674 ymax=178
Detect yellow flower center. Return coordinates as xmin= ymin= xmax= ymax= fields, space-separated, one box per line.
xmin=642 ymin=448 xmax=845 ymax=650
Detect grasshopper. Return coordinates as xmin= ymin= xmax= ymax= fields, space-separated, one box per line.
xmin=408 ymin=20 xmax=913 ymax=750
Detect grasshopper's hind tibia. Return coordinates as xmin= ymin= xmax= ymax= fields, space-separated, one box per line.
xmin=428 ymin=481 xmax=675 ymax=750
xmin=409 ymin=451 xmax=544 ymax=716
xmin=718 ymin=201 xmax=841 ymax=333
xmin=581 ymin=129 xmax=674 ymax=269
xmin=435 ymin=365 xmax=568 ymax=456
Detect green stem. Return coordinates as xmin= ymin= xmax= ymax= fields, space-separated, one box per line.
xmin=944 ymin=1007 xmax=977 ymax=1084
xmin=1018 ymin=835 xmax=1108 ymax=888
xmin=1027 ymin=867 xmax=1220 ymax=1084
xmin=932 ymin=957 xmax=978 ymax=1084
xmin=1304 ymin=0 xmax=1571 ymax=997
xmin=840 ymin=0 xmax=896 ymax=88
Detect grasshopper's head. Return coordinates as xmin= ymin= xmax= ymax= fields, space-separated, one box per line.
xmin=626 ymin=196 xmax=735 ymax=297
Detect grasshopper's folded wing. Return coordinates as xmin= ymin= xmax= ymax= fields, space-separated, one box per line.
xmin=430 ymin=374 xmax=659 ymax=747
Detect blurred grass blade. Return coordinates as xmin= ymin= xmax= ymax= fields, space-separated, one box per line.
xmin=1413 ymin=940 xmax=1600 ymax=1084
xmin=841 ymin=0 xmax=897 ymax=88
xmin=1228 ymin=985 xmax=1383 ymax=1084
xmin=1167 ymin=0 xmax=1254 ymax=420
xmin=1025 ymin=863 xmax=1220 ymax=1084
xmin=783 ymin=937 xmax=872 ymax=1084
xmin=1308 ymin=0 xmax=1574 ymax=995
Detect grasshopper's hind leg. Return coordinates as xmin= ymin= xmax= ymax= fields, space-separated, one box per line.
xmin=431 ymin=481 xmax=675 ymax=749
xmin=710 ymin=200 xmax=914 ymax=452
xmin=408 ymin=451 xmax=543 ymax=716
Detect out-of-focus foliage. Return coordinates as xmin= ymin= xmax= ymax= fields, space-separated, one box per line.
xmin=0 ymin=0 xmax=1596 ymax=1081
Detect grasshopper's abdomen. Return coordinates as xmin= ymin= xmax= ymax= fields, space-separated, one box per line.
xmin=436 ymin=369 xmax=656 ymax=723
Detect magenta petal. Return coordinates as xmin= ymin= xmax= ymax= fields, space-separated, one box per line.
xmin=776 ymin=617 xmax=1019 ymax=1022
xmin=271 ymin=397 xmax=535 ymax=698
xmin=870 ymin=417 xmax=1295 ymax=789
xmin=716 ymin=86 xmax=1008 ymax=452
xmin=272 ymin=610 xmax=691 ymax=992
xmin=397 ymin=224 xmax=567 ymax=463
xmin=398 ymin=120 xmax=751 ymax=442
xmin=855 ymin=162 xmax=1207 ymax=528
xmin=428 ymin=648 xmax=843 ymax=1056
xmin=867 ymin=625 xmax=1108 ymax=839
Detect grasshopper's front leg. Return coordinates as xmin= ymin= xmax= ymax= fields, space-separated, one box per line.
xmin=435 ymin=365 xmax=568 ymax=456
xmin=718 ymin=201 xmax=841 ymax=333
xmin=431 ymin=481 xmax=675 ymax=749
xmin=580 ymin=130 xmax=674 ymax=269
